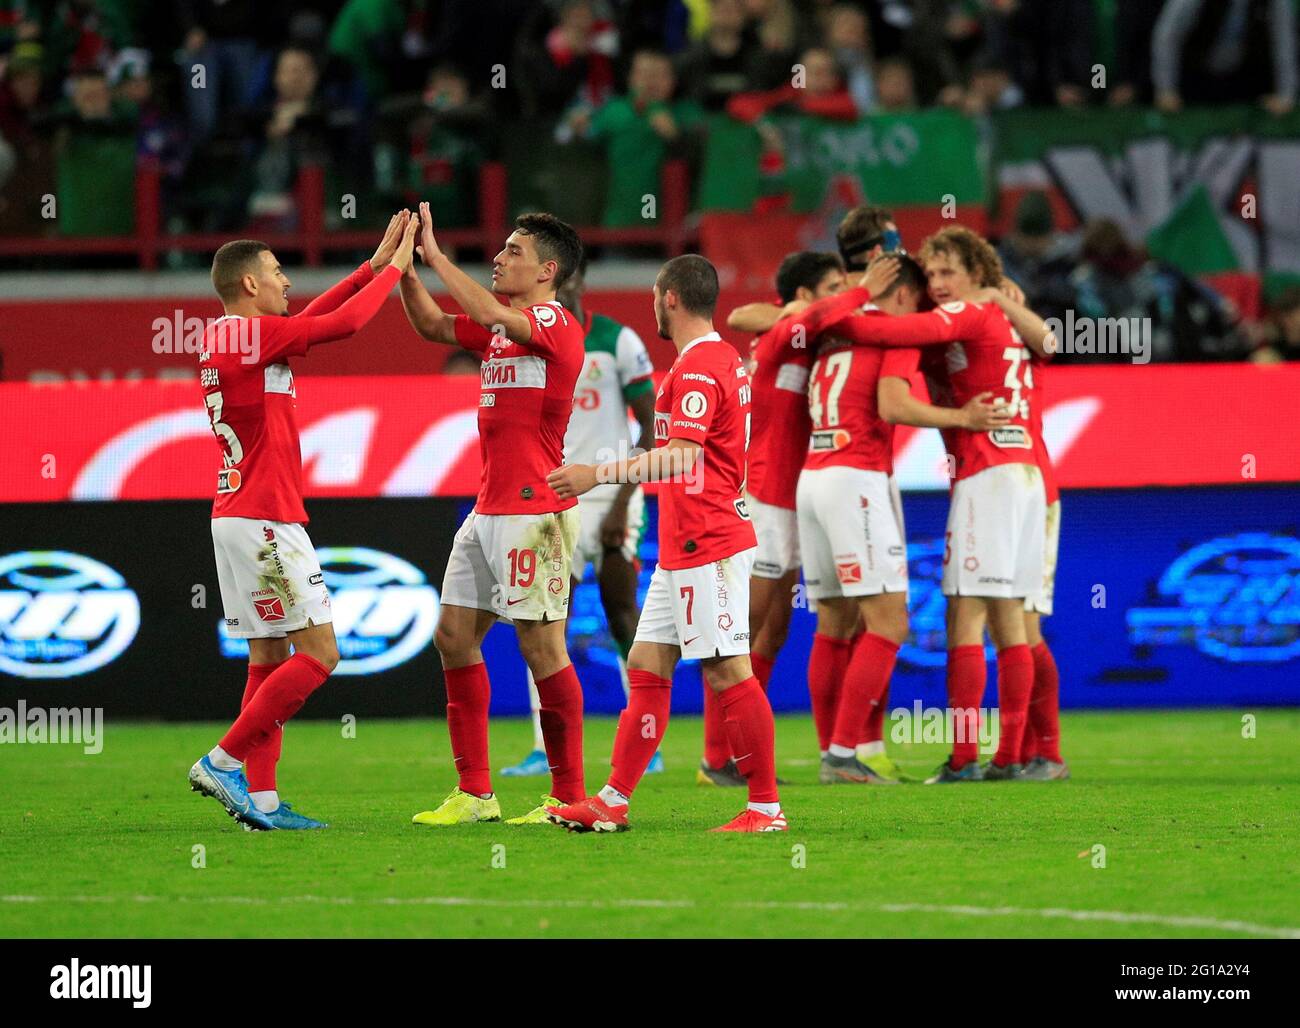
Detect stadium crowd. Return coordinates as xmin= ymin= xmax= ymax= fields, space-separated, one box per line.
xmin=1 ymin=0 xmax=1298 ymax=362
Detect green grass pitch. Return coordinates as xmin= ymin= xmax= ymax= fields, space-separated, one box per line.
xmin=1 ymin=710 xmax=1297 ymax=939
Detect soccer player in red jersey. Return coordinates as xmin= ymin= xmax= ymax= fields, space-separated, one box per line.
xmin=1018 ymin=351 xmax=1069 ymax=779
xmin=545 ymin=255 xmax=786 ymax=833
xmin=188 ymin=211 xmax=418 ymax=830
xmin=820 ymin=229 xmax=1050 ymax=782
xmin=398 ymin=203 xmax=589 ymax=826
xmin=690 ymin=252 xmax=868 ymax=787
xmin=802 ymin=256 xmax=1012 ymax=785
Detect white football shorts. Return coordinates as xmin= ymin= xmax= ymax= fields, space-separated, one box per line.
xmin=748 ymin=494 xmax=800 ymax=579
xmin=796 ymin=466 xmax=909 ymax=599
xmin=441 ymin=507 xmax=580 ymax=621
xmin=573 ymin=487 xmax=645 ymax=575
xmin=1024 ymin=499 xmax=1061 ymax=615
xmin=634 ymin=547 xmax=756 ymax=659
xmin=211 ymin=517 xmax=332 ymax=639
xmin=942 ymin=463 xmax=1046 ymax=599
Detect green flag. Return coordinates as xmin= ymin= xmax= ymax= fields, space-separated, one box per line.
xmin=1145 ymin=185 xmax=1239 ymax=276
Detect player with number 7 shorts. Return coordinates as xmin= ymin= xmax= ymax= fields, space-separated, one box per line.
xmin=546 ymin=254 xmax=787 ymax=833
xmin=188 ymin=211 xmax=419 ymax=831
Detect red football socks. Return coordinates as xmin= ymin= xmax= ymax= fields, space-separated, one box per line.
xmin=750 ymin=651 xmax=775 ymax=690
xmin=240 ymin=661 xmax=283 ymax=791
xmin=864 ymin=680 xmax=888 ymax=745
xmin=702 ymin=681 xmax=731 ymax=769
xmin=609 ymin=669 xmax=672 ymax=798
xmin=947 ymin=644 xmax=987 ymax=768
xmin=219 ymin=652 xmax=330 ymax=762
xmin=808 ymin=633 xmax=851 ymax=752
xmin=993 ymin=644 xmax=1034 ymax=767
xmin=1029 ymin=641 xmax=1063 ymax=763
xmin=534 ymin=664 xmax=585 ymax=802
xmin=830 ymin=633 xmax=899 ymax=751
xmin=719 ymin=677 xmax=779 ymax=804
xmin=445 ymin=661 xmax=492 ymax=797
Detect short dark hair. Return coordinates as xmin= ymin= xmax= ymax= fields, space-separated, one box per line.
xmin=514 ymin=213 xmax=583 ymax=289
xmin=837 ymin=204 xmax=894 ymax=268
xmin=775 ymin=251 xmax=842 ymax=304
xmin=211 ymin=239 xmax=271 ymax=301
xmin=657 ymin=254 xmax=719 ymax=317
xmin=874 ymin=254 xmax=927 ymax=301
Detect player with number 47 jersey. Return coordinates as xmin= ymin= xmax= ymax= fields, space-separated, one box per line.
xmin=546 ymin=255 xmax=786 ymax=834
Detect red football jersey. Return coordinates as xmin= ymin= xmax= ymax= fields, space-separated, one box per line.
xmin=454 ymin=299 xmax=584 ymax=514
xmin=202 ymin=262 xmax=400 ymax=524
xmin=826 ymin=300 xmax=1037 ymax=482
xmin=747 ymin=286 xmax=874 ymax=509
xmin=882 ymin=345 xmax=961 ymax=474
xmin=1028 ymin=353 xmax=1059 ymax=504
xmin=803 ymin=307 xmax=918 ymax=474
xmin=654 ymin=333 xmax=757 ymax=570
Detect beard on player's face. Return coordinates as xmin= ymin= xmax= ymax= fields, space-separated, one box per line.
xmin=653 ymin=288 xmax=671 ymax=339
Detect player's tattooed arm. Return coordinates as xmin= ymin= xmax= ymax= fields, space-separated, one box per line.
xmin=416 ymin=200 xmax=535 ymax=343
xmin=877 ymin=377 xmax=1011 ymax=432
xmin=398 ymin=263 xmax=458 ymax=345
xmin=548 ymin=439 xmax=702 ymax=499
xmin=974 ymin=286 xmax=1056 ymax=359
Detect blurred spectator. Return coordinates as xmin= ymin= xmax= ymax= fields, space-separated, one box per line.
xmin=823 ymin=3 xmax=875 ymax=113
xmin=874 ymin=56 xmax=916 ymax=111
xmin=1250 ymin=288 xmax=1300 ymax=363
xmin=1109 ymin=0 xmax=1164 ymax=106
xmin=1070 ymin=219 xmax=1248 ymax=363
xmin=1153 ymin=0 xmax=1297 ymax=116
xmin=245 ymin=46 xmax=327 ymax=222
xmin=326 ymin=0 xmax=400 ymax=101
xmin=963 ymin=53 xmax=1022 ymax=114
xmin=676 ymin=0 xmax=767 ymax=110
xmin=895 ymin=0 xmax=983 ymax=107
xmin=567 ymin=48 xmax=703 ymax=227
xmin=726 ymin=46 xmax=858 ymax=122
xmin=44 ymin=1 xmax=133 ymax=78
xmin=177 ymin=0 xmax=278 ymax=141
xmin=0 ymin=50 xmax=51 ymax=234
xmin=0 ymin=51 xmax=43 ymax=144
xmin=744 ymin=0 xmax=809 ymax=88
xmin=376 ymin=64 xmax=488 ymax=228
xmin=982 ymin=0 xmax=1093 ymax=109
xmin=48 ymin=67 xmax=138 ymax=236
xmin=996 ymin=191 xmax=1077 ymax=326
xmin=108 ymin=48 xmax=186 ymax=214
xmin=516 ymin=0 xmax=620 ymax=119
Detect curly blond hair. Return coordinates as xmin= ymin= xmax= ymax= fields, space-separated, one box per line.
xmin=918 ymin=226 xmax=1003 ymax=288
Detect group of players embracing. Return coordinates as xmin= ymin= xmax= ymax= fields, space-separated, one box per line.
xmin=186 ymin=199 xmax=1064 ymax=838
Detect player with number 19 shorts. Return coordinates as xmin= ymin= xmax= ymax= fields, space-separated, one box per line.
xmin=188 ymin=211 xmax=418 ymax=832
xmin=546 ymin=255 xmax=786 ymax=833
xmin=822 ymin=230 xmax=1046 ymax=783
xmin=500 ymin=258 xmax=660 ymax=780
xmin=398 ymin=206 xmax=590 ymax=827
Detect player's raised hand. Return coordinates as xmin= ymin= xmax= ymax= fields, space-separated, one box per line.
xmin=996 ymin=277 xmax=1026 ymax=305
xmin=391 ymin=212 xmax=421 ymax=272
xmin=416 ymin=200 xmax=441 ymax=267
xmin=547 ymin=463 xmax=598 ymax=500
xmin=860 ymin=255 xmax=900 ymax=298
xmin=960 ymin=391 xmax=1012 ymax=431
xmin=369 ymin=210 xmax=409 ymax=273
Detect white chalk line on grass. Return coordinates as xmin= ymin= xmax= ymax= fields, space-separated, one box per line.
xmin=3 ymin=894 xmax=1296 ymax=938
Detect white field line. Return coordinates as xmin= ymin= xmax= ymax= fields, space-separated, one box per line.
xmin=2 ymin=894 xmax=1296 ymax=938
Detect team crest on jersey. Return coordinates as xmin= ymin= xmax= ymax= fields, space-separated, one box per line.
xmin=531 ymin=304 xmax=559 ymax=328
xmin=836 ymin=560 xmax=862 ymax=585
xmin=680 ymin=390 xmax=709 ymax=418
xmin=654 ymin=411 xmax=670 ymax=440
